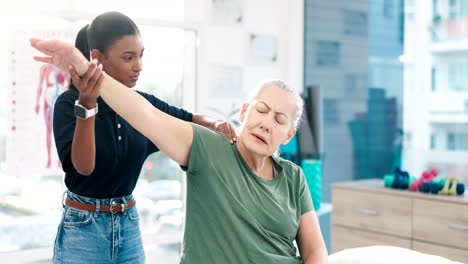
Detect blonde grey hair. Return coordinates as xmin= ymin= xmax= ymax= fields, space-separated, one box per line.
xmin=248 ymin=79 xmax=303 ymax=129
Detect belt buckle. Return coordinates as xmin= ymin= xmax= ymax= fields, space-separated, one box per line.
xmin=110 ymin=201 xmax=125 ymax=214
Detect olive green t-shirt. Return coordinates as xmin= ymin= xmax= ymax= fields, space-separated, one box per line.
xmin=180 ymin=123 xmax=314 ymax=264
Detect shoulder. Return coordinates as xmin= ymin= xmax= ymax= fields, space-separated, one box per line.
xmin=56 ymin=90 xmax=77 ymax=102
xmin=273 ymin=156 xmax=304 ymax=182
xmin=190 ymin=123 xmax=229 ymax=148
xmin=185 ymin=123 xmax=230 ymax=174
xmin=274 ymin=156 xmax=302 ymax=173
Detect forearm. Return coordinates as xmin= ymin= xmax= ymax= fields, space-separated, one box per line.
xmin=297 ymin=211 xmax=328 ymax=264
xmin=71 ymin=99 xmax=96 ymax=175
xmin=98 ymin=72 xmax=193 ymax=165
xmin=302 ymin=248 xmax=328 ymax=264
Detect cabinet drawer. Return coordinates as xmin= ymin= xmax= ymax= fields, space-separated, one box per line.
xmin=413 ymin=240 xmax=468 ymax=263
xmin=332 ymin=188 xmax=412 ymax=237
xmin=413 ymin=199 xmax=468 ymax=250
xmin=331 ymin=225 xmax=412 ymax=253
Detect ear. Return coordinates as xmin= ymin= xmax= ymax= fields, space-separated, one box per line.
xmin=239 ymin=103 xmax=249 ymax=123
xmin=90 ymin=49 xmax=103 ymax=61
xmin=281 ymin=129 xmax=296 ymax=145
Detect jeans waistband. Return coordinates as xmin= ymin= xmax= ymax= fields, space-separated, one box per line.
xmin=65 ymin=190 xmax=134 ymax=206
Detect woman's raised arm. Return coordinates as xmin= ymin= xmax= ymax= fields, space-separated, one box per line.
xmin=31 ymin=38 xmax=193 ymax=166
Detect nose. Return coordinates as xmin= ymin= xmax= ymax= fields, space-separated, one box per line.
xmin=259 ymin=121 xmax=271 ymax=133
xmin=133 ymin=57 xmax=142 ymax=72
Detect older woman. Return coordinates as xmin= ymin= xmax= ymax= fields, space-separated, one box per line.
xmin=31 ymin=38 xmax=328 ymax=264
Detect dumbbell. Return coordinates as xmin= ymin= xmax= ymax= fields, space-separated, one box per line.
xmin=421 ymin=178 xmax=444 ymax=194
xmin=392 ymin=168 xmax=414 ymax=189
xmin=410 ymin=169 xmax=438 ymax=192
xmin=421 ymin=178 xmax=465 ymax=195
xmin=384 ymin=172 xmax=416 ymax=190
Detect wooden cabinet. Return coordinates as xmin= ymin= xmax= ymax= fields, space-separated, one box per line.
xmin=332 ymin=179 xmax=468 ymax=263
xmin=332 ymin=225 xmax=412 ymax=253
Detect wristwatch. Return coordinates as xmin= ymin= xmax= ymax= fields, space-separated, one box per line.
xmin=75 ymin=100 xmax=99 ymax=120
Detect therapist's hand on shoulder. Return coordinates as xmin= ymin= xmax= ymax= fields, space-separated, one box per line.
xmin=70 ymin=59 xmax=104 ymax=102
xmin=214 ymin=121 xmax=238 ymax=144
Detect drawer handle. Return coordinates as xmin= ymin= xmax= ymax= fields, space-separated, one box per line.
xmin=448 ymin=223 xmax=468 ymax=231
xmin=358 ymin=208 xmax=378 ymax=216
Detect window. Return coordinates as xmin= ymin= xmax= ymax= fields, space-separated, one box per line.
xmin=323 ymin=99 xmax=341 ymax=124
xmin=450 ymin=0 xmax=457 ymax=19
xmin=406 ymin=0 xmax=415 ymax=20
xmin=383 ymin=0 xmax=394 ymax=18
xmin=342 ymin=9 xmax=368 ymax=37
xmin=0 ymin=2 xmax=195 ymax=262
xmin=316 ymin=41 xmax=341 ymax=67
xmin=448 ymin=63 xmax=468 ymax=91
xmin=305 ymin=0 xmax=404 ymax=250
xmin=447 ymin=132 xmax=468 ymax=150
xmin=430 ymin=133 xmax=437 ymax=149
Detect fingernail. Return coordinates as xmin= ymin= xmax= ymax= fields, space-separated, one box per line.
xmin=92 ymin=59 xmax=98 ymax=64
xmin=98 ymin=64 xmax=103 ymax=69
xmin=230 ymin=140 xmax=233 ymax=144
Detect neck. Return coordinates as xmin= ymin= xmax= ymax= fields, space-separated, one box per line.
xmin=237 ymin=139 xmax=273 ymax=179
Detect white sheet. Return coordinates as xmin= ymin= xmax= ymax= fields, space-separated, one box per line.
xmin=328 ymin=246 xmax=463 ymax=264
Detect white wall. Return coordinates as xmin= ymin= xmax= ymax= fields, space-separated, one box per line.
xmin=185 ymin=0 xmax=304 ymax=119
xmin=402 ymin=0 xmax=438 ymax=176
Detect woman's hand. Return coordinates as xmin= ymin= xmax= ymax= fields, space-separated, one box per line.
xmin=214 ymin=121 xmax=238 ymax=144
xmin=70 ymin=60 xmax=104 ymax=102
xmin=30 ymin=38 xmax=88 ymax=75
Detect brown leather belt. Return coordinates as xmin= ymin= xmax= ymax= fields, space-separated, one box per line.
xmin=65 ymin=198 xmax=136 ymax=214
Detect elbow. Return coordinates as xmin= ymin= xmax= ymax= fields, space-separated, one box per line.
xmin=77 ymin=168 xmax=94 ymax=176
xmin=73 ymin=163 xmax=95 ymax=176
xmin=302 ymin=247 xmax=328 ymax=264
xmin=71 ymin=153 xmax=95 ymax=176
xmin=304 ymin=256 xmax=328 ymax=264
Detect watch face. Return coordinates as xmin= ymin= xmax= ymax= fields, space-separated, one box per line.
xmin=75 ymin=104 xmax=87 ymax=119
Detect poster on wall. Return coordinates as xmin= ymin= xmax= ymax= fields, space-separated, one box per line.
xmin=212 ymin=0 xmax=243 ymax=25
xmin=248 ymin=34 xmax=278 ymax=65
xmin=6 ymin=20 xmax=75 ymax=179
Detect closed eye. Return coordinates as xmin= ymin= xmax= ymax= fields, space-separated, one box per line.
xmin=256 ymin=104 xmax=269 ymax=113
xmin=276 ymin=117 xmax=287 ymax=125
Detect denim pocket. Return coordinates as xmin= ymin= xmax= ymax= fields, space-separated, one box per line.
xmin=127 ymin=207 xmax=139 ymax=221
xmin=63 ymin=207 xmax=93 ymax=226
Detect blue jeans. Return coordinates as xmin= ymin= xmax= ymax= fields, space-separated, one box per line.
xmin=53 ymin=191 xmax=145 ymax=264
